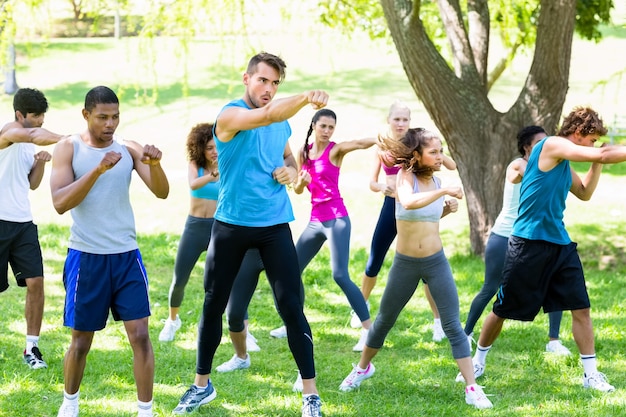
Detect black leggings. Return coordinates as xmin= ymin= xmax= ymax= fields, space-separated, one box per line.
xmin=196 ymin=220 xmax=315 ymax=379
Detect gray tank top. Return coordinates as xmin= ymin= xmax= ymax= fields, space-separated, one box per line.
xmin=68 ymin=134 xmax=138 ymax=254
xmin=395 ymin=175 xmax=444 ymax=222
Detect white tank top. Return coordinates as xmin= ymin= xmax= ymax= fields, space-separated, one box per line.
xmin=0 ymin=142 xmax=35 ymax=222
xmin=68 ymin=134 xmax=138 ymax=254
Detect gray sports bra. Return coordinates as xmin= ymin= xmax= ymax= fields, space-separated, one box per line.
xmin=395 ymin=175 xmax=444 ymax=222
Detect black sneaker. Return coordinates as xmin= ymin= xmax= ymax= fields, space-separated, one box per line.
xmin=173 ymin=383 xmax=217 ymax=414
xmin=23 ymin=346 xmax=47 ymax=369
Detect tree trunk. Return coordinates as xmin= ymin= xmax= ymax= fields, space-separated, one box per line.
xmin=4 ymin=44 xmax=18 ymax=95
xmin=380 ymin=0 xmax=577 ymax=255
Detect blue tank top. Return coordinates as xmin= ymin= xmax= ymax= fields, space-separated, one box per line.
xmin=213 ymin=99 xmax=294 ymax=226
xmin=395 ymin=175 xmax=443 ymax=222
xmin=512 ymin=137 xmax=571 ymax=244
xmin=189 ymin=167 xmax=220 ymax=200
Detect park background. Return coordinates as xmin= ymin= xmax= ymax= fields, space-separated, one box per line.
xmin=1 ymin=1 xmax=626 ymax=416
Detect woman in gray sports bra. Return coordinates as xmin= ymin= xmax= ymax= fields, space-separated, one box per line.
xmin=339 ymin=128 xmax=493 ymax=409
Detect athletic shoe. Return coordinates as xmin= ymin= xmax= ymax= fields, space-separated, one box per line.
xmin=24 ymin=346 xmax=47 ymax=369
xmin=247 ymin=332 xmax=261 ymax=352
xmin=172 ymin=383 xmax=217 ymax=414
xmin=432 ymin=321 xmax=446 ymax=342
xmin=455 ymin=359 xmax=485 ymax=383
xmin=302 ymin=394 xmax=323 ymax=417
xmin=137 ymin=409 xmax=153 ymax=417
xmin=545 ymin=340 xmax=571 ymax=355
xmin=270 ymin=325 xmax=287 ymax=338
xmin=339 ymin=362 xmax=375 ymax=392
xmin=57 ymin=402 xmax=79 ymax=417
xmin=465 ymin=384 xmax=493 ymax=409
xmin=216 ymin=354 xmax=250 ymax=373
xmin=350 ymin=301 xmax=369 ymax=328
xmin=583 ymin=372 xmax=615 ymax=392
xmin=293 ymin=371 xmax=303 ymax=392
xmin=352 ymin=328 xmax=369 ymax=352
xmin=158 ymin=315 xmax=181 ymax=342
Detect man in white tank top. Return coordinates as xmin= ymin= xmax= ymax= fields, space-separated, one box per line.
xmin=0 ymin=87 xmax=67 ymax=371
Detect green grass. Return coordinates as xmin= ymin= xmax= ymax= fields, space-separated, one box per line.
xmin=1 ymin=222 xmax=625 ymax=416
xmin=2 ymin=15 xmax=626 ymax=417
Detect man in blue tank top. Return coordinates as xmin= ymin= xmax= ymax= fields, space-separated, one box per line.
xmin=50 ymin=86 xmax=169 ymax=417
xmin=471 ymin=107 xmax=626 ymax=394
xmin=173 ymin=52 xmax=328 ymax=417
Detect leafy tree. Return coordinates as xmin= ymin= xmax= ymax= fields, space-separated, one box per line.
xmin=319 ymin=0 xmax=614 ymax=255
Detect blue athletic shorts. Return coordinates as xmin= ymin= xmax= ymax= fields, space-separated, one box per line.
xmin=62 ymin=249 xmax=151 ymax=331
xmin=0 ymin=220 xmax=44 ymax=292
xmin=493 ymin=236 xmax=590 ymax=321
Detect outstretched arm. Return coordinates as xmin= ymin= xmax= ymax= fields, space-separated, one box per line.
xmin=330 ymin=137 xmax=377 ymax=166
xmin=215 ymin=91 xmax=329 ymax=142
xmin=0 ymin=121 xmax=67 ymax=149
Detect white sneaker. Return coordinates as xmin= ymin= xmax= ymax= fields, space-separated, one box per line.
xmin=465 ymin=384 xmax=493 ymax=409
xmin=247 ymin=332 xmax=261 ymax=352
xmin=270 ymin=325 xmax=287 ymax=338
xmin=350 ymin=301 xmax=370 ymax=328
xmin=339 ymin=362 xmax=375 ymax=392
xmin=545 ymin=340 xmax=571 ymax=356
xmin=292 ymin=371 xmax=303 ymax=392
xmin=216 ymin=354 xmax=250 ymax=373
xmin=137 ymin=409 xmax=153 ymax=417
xmin=57 ymin=402 xmax=79 ymax=417
xmin=158 ymin=315 xmax=182 ymax=342
xmin=352 ymin=329 xmax=369 ymax=352
xmin=455 ymin=359 xmax=485 ymax=383
xmin=583 ymin=372 xmax=615 ymax=392
xmin=432 ymin=321 xmax=446 ymax=342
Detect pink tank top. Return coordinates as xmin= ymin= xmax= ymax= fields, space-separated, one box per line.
xmin=382 ymin=164 xmax=401 ymax=175
xmin=303 ymin=141 xmax=348 ymax=222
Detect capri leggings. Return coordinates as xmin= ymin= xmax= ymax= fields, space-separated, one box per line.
xmin=364 ymin=196 xmax=396 ymax=278
xmin=368 ymin=250 xmax=470 ymax=359
xmin=197 ymin=220 xmax=315 ymax=379
xmin=296 ymin=216 xmax=370 ymax=322
xmin=168 ymin=215 xmax=213 ymax=308
xmin=463 ymin=232 xmax=563 ymax=338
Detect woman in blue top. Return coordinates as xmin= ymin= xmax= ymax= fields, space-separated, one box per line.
xmin=158 ymin=123 xmax=260 ymax=351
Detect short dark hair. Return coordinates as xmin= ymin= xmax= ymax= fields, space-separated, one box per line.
xmin=516 ymin=125 xmax=546 ymax=157
xmin=13 ymin=88 xmax=48 ymax=119
xmin=84 ymin=86 xmax=119 ymax=112
xmin=246 ymin=52 xmax=287 ymax=82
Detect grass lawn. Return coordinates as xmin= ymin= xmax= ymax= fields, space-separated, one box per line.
xmin=1 ymin=17 xmax=626 ymax=417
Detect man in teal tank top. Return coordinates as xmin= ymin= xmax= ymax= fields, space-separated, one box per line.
xmin=173 ymin=52 xmax=328 ymax=417
xmin=471 ymin=107 xmax=626 ymax=395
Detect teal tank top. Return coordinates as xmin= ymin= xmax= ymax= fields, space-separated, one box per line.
xmin=512 ymin=137 xmax=572 ymax=244
xmin=190 ymin=167 xmax=219 ymax=200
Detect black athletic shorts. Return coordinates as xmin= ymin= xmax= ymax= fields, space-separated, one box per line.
xmin=493 ymin=236 xmax=590 ymax=321
xmin=0 ymin=220 xmax=44 ymax=292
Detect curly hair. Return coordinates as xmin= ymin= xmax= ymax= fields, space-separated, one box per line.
xmin=186 ymin=123 xmax=215 ymax=169
xmin=378 ymin=128 xmax=440 ymax=176
xmin=13 ymin=88 xmax=48 ymax=118
xmin=557 ymin=106 xmax=607 ymax=137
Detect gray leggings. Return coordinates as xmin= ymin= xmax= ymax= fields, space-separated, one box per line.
xmin=168 ymin=215 xmax=213 ymax=308
xmin=368 ymin=250 xmax=470 ymax=359
xmin=295 ymin=216 xmax=370 ymax=321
